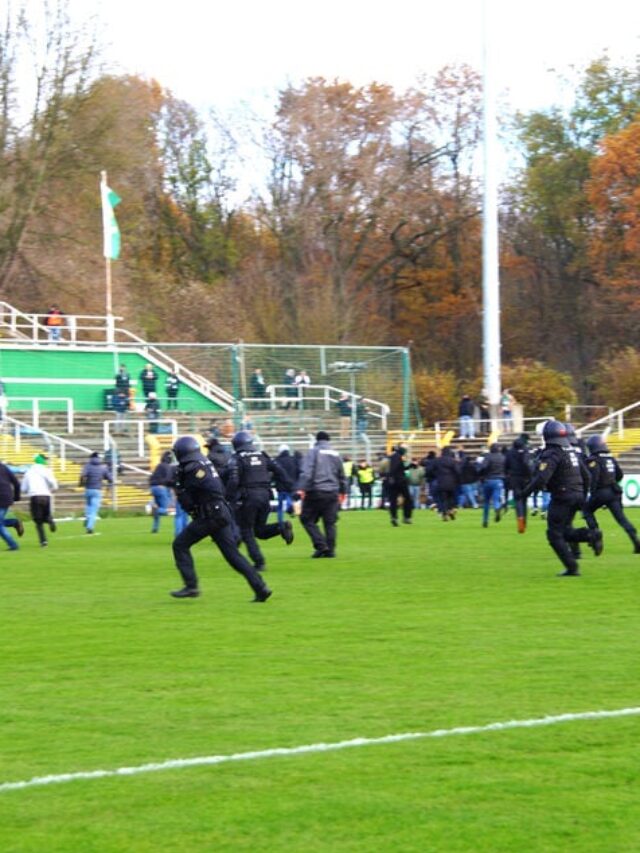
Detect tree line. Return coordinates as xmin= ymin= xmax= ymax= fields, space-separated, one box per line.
xmin=1 ymin=4 xmax=640 ymax=422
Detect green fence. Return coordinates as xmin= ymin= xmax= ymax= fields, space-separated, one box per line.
xmin=0 ymin=342 xmax=418 ymax=427
xmin=153 ymin=343 xmax=415 ymax=429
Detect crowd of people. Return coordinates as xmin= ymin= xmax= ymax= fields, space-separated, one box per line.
xmin=0 ymin=415 xmax=634 ymax=598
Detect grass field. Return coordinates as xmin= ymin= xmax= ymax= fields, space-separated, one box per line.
xmin=1 ymin=506 xmax=640 ymax=852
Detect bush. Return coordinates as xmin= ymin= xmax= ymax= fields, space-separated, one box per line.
xmin=591 ymin=347 xmax=640 ymax=411
xmin=413 ymin=369 xmax=459 ymax=425
xmin=501 ymin=359 xmax=577 ymax=418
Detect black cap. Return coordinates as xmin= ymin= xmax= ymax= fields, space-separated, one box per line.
xmin=316 ymin=431 xmax=330 ymax=442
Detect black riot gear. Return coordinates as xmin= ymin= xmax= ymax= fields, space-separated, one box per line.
xmin=542 ymin=420 xmax=567 ymax=445
xmin=232 ymin=430 xmax=253 ymax=450
xmin=173 ymin=435 xmax=202 ymax=463
xmin=169 ymin=446 xmax=271 ymax=602
xmin=587 ymin=434 xmax=609 ymax=454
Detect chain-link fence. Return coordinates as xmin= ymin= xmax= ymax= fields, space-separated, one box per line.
xmin=151 ymin=343 xmax=416 ymax=429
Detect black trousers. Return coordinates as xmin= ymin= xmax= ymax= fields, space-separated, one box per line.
xmin=300 ymin=492 xmax=339 ymax=554
xmin=388 ymin=481 xmax=413 ymax=521
xmin=359 ymin=483 xmax=373 ymax=509
xmin=510 ymin=477 xmax=529 ymax=520
xmin=236 ymin=489 xmax=281 ymax=567
xmin=172 ymin=516 xmax=268 ymax=596
xmin=30 ymin=496 xmax=53 ymax=545
xmin=546 ymin=495 xmax=594 ymax=572
xmin=583 ymin=486 xmax=638 ymax=544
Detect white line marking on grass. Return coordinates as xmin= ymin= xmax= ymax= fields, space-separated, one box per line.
xmin=2 ymin=706 xmax=639 ymax=794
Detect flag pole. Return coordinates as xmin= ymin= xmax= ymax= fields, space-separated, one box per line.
xmin=101 ymin=170 xmax=115 ymax=344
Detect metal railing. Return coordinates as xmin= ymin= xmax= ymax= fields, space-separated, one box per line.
xmin=258 ymin=384 xmax=390 ymax=430
xmin=7 ymin=396 xmax=75 ymax=433
xmin=0 ymin=301 xmax=235 ymax=413
xmin=3 ymin=414 xmax=147 ymax=478
xmin=576 ymin=400 xmax=640 ymax=438
xmin=103 ymin=418 xmax=178 ymax=458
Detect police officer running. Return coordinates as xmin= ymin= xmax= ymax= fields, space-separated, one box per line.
xmin=520 ymin=420 xmax=602 ymax=577
xmin=169 ymin=436 xmax=272 ymax=602
xmin=296 ymin=431 xmax=347 ymax=557
xmin=583 ymin=434 xmax=640 ymax=553
xmin=225 ymin=430 xmax=294 ymax=571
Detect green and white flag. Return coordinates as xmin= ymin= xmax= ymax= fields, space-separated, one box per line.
xmin=101 ymin=180 xmax=121 ymax=260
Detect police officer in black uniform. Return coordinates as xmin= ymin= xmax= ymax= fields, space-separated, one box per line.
xmin=521 ymin=420 xmax=602 ymax=576
xmin=225 ymin=430 xmax=294 ymax=571
xmin=169 ymin=436 xmax=272 ymax=602
xmin=583 ymin=434 xmax=640 ymax=553
xmin=205 ymin=436 xmax=231 ymax=476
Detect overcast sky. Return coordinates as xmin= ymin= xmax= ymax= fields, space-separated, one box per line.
xmin=81 ymin=0 xmax=640 ymax=116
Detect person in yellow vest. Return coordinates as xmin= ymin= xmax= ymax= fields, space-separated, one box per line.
xmin=356 ymin=459 xmax=376 ymax=509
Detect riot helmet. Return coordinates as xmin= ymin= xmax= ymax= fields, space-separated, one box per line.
xmin=172 ymin=435 xmax=202 ymax=463
xmin=542 ymin=419 xmax=567 ymax=446
xmin=232 ymin=430 xmax=253 ymax=450
xmin=587 ymin=434 xmax=609 ymax=454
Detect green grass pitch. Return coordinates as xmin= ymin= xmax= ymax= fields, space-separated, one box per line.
xmin=1 ymin=506 xmax=640 ymax=852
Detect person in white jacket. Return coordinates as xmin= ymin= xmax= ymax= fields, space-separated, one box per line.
xmin=20 ymin=453 xmax=58 ymax=547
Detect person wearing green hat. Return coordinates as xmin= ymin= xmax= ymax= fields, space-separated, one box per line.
xmin=20 ymin=453 xmax=58 ymax=546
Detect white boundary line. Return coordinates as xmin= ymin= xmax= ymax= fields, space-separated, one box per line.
xmin=2 ymin=706 xmax=639 ymax=794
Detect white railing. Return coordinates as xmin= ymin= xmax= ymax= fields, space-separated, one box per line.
xmin=114 ymin=328 xmax=235 ymax=411
xmin=576 ymin=400 xmax=640 ymax=438
xmin=4 ymin=415 xmax=146 ymax=477
xmin=0 ymin=301 xmax=235 ymax=413
xmin=260 ymin=384 xmax=390 ymax=430
xmin=103 ymin=418 xmax=178 ymax=458
xmin=7 ymin=397 xmax=75 ymax=433
xmin=0 ymin=303 xmax=122 ymax=344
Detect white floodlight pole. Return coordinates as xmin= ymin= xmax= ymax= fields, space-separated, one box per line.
xmin=482 ymin=0 xmax=502 ymax=428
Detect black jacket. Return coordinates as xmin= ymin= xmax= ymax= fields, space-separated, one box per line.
xmin=525 ymin=442 xmax=589 ymax=499
xmin=0 ymin=463 xmax=20 ymax=509
xmin=226 ymin=444 xmax=291 ymax=502
xmin=505 ymin=440 xmax=533 ymax=485
xmin=586 ymin=451 xmax=623 ymax=493
xmin=433 ymin=451 xmax=461 ymax=491
xmin=479 ymin=449 xmax=506 ymax=481
xmin=275 ymin=450 xmax=300 ymax=489
xmin=150 ymin=461 xmax=174 ymax=487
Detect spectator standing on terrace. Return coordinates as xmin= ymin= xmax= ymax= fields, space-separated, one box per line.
xmin=145 ymin=392 xmax=161 ymax=434
xmin=20 ymin=453 xmax=57 ymax=547
xmin=355 ymin=398 xmax=369 ymax=438
xmin=336 ymin=392 xmax=352 ymax=438
xmin=458 ymin=394 xmax=475 ymax=438
xmin=165 ymin=371 xmax=180 ymax=410
xmin=45 ymin=305 xmax=65 ymax=342
xmin=113 ymin=389 xmax=130 ymax=434
xmin=139 ymin=364 xmax=158 ymax=401
xmin=249 ymin=368 xmax=267 ymax=409
xmin=294 ymin=369 xmax=311 ymax=409
xmin=500 ymin=389 xmax=516 ymax=431
xmin=282 ymin=368 xmax=296 ymax=409
xmin=0 ymin=460 xmax=23 ymax=550
xmin=115 ymin=365 xmax=131 ymax=395
xmin=80 ymin=451 xmax=112 ymax=534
